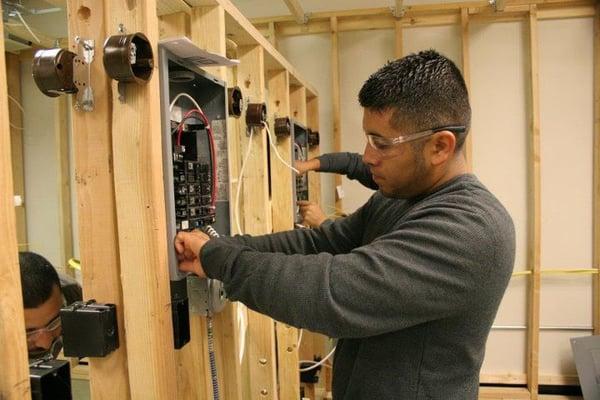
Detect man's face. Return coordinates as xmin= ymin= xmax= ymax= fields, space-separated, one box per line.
xmin=24 ymin=284 xmax=63 ymax=359
xmin=362 ymin=108 xmax=431 ymax=198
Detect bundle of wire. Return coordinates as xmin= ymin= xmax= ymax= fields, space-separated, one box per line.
xmin=172 ymin=108 xmax=218 ymax=209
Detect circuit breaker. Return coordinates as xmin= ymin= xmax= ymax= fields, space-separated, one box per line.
xmin=292 ymin=120 xmax=310 ymax=225
xmin=158 ymin=40 xmax=231 ymax=349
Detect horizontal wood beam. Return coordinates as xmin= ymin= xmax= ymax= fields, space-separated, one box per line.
xmin=251 ymin=0 xmax=594 ymax=35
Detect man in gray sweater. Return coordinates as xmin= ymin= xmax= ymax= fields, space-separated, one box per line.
xmin=176 ymin=50 xmax=515 ymax=399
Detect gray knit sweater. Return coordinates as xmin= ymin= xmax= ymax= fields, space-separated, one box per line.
xmin=317 ymin=152 xmax=378 ymax=190
xmin=201 ymin=174 xmax=515 ymax=399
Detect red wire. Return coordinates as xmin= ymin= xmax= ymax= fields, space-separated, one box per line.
xmin=175 ymin=108 xmax=218 ymax=209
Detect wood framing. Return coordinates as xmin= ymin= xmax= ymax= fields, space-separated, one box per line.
xmin=306 ymin=95 xmax=321 ymax=206
xmin=526 ymin=5 xmax=541 ymax=399
xmin=330 ymin=16 xmax=342 ymax=210
xmin=461 ymin=8 xmax=473 ymax=171
xmin=66 ymin=1 xmax=132 ymax=397
xmin=283 ymin=0 xmax=308 ymax=24
xmin=0 ymin=15 xmax=30 ymax=400
xmin=188 ymin=5 xmax=244 ymax=400
xmin=55 ymin=96 xmax=74 ymax=273
xmin=6 ymin=53 xmax=27 ymax=250
xmin=268 ymin=69 xmax=301 ymax=400
xmin=593 ymin=2 xmax=600 ymax=337
xmin=251 ymin=0 xmax=596 ymax=37
xmin=159 ymin=12 xmax=191 ymax=39
xmin=192 ymin=0 xmax=317 ymax=95
xmin=394 ymin=19 xmax=403 ymax=59
xmin=105 ymin=0 xmax=178 ymax=398
xmin=237 ymin=44 xmax=279 ymax=400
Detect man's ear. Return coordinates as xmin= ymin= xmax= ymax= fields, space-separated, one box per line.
xmin=429 ymin=131 xmax=456 ymax=165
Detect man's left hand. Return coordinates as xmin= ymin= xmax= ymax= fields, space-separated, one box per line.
xmin=174 ymin=230 xmax=210 ymax=278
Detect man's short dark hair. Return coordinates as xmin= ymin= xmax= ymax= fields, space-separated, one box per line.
xmin=358 ymin=49 xmax=471 ymax=151
xmin=19 ymin=252 xmax=61 ymax=309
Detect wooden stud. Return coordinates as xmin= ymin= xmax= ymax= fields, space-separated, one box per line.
xmin=104 ymin=0 xmax=179 ymax=398
xmin=268 ymin=70 xmax=301 ymax=400
xmin=267 ymin=21 xmax=278 ymax=50
xmin=6 ymin=53 xmax=27 ymax=250
xmin=237 ymin=44 xmax=278 ymax=400
xmin=159 ymin=12 xmax=191 ymax=39
xmin=306 ymin=96 xmax=321 ymax=206
xmin=282 ymin=0 xmax=308 ymax=24
xmin=394 ymin=19 xmax=403 ymax=59
xmin=66 ymin=2 xmax=132 ymax=397
xmin=593 ymin=3 xmax=600 ymax=336
xmin=188 ymin=6 xmax=244 ymax=400
xmin=0 ymin=16 xmax=31 ymax=400
xmin=460 ymin=8 xmax=473 ymax=172
xmin=192 ymin=5 xmax=227 ymax=80
xmin=526 ymin=5 xmax=541 ymax=399
xmin=55 ymin=96 xmax=74 ymax=274
xmin=330 ymin=16 xmax=342 ymax=211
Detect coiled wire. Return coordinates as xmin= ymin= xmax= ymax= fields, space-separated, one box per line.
xmin=203 ymin=225 xmax=220 ymax=400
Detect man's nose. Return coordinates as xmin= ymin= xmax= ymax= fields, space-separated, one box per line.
xmin=34 ymin=331 xmax=56 ymax=350
xmin=362 ymin=142 xmax=379 ymax=167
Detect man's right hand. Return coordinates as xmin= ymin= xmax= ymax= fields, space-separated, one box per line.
xmin=297 ymin=201 xmax=328 ymax=228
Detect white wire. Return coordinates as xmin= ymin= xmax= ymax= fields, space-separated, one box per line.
xmin=297 ymin=329 xmax=303 ymax=348
xmin=263 ymin=121 xmax=299 ymax=174
xmin=8 ymin=95 xmax=24 ymax=130
xmin=169 ymin=92 xmax=203 ymax=113
xmin=293 ymin=142 xmax=305 ymax=161
xmin=13 ymin=11 xmax=41 ymax=44
xmin=8 ymin=95 xmax=24 ymax=113
xmin=235 ymin=127 xmax=254 ymax=235
xmin=299 ymin=346 xmax=336 ymax=372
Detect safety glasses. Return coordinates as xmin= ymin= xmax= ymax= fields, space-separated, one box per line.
xmin=366 ymin=125 xmax=467 ymax=154
xmin=26 ymin=314 xmax=61 ymax=345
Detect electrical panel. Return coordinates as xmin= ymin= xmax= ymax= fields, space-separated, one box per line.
xmin=292 ymin=120 xmax=310 ymax=225
xmin=158 ymin=42 xmax=231 ymax=349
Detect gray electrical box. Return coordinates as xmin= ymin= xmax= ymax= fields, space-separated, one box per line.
xmin=158 ymin=40 xmax=231 ymax=348
xmin=292 ymin=120 xmax=310 ymax=225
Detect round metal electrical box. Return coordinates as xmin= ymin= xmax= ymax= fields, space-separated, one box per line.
xmin=32 ymin=48 xmax=77 ymax=97
xmin=103 ymin=33 xmax=154 ymax=84
xmin=246 ymin=102 xmax=267 ymax=127
xmin=274 ymin=117 xmax=291 ymax=137
xmin=308 ymin=129 xmax=320 ymax=146
xmin=227 ymin=86 xmax=243 ymax=118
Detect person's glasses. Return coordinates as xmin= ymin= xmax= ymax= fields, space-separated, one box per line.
xmin=26 ymin=314 xmax=61 ymax=345
xmin=366 ymin=126 xmax=467 ymax=154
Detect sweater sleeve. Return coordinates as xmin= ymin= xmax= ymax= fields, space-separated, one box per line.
xmin=317 ymin=152 xmax=378 ymax=190
xmin=201 ymin=202 xmax=507 ymax=339
xmin=213 ymin=197 xmax=369 ymax=254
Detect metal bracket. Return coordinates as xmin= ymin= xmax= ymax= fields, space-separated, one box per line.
xmin=488 ymin=0 xmax=506 ymax=12
xmin=73 ymin=36 xmax=95 ymax=112
xmin=391 ymin=5 xmax=406 ymax=18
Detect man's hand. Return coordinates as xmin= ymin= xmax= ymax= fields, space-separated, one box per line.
xmin=298 ymin=201 xmax=328 ymax=228
xmin=294 ymin=158 xmax=320 ymax=175
xmin=174 ymin=230 xmax=210 ymax=278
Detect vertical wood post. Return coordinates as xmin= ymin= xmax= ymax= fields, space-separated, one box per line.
xmin=526 ymin=5 xmax=541 ymax=399
xmin=105 ymin=0 xmax=178 ymax=398
xmin=66 ymin=1 xmax=132 ymax=397
xmin=238 ymin=44 xmax=279 ymax=400
xmin=0 ymin=15 xmax=31 ymax=400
